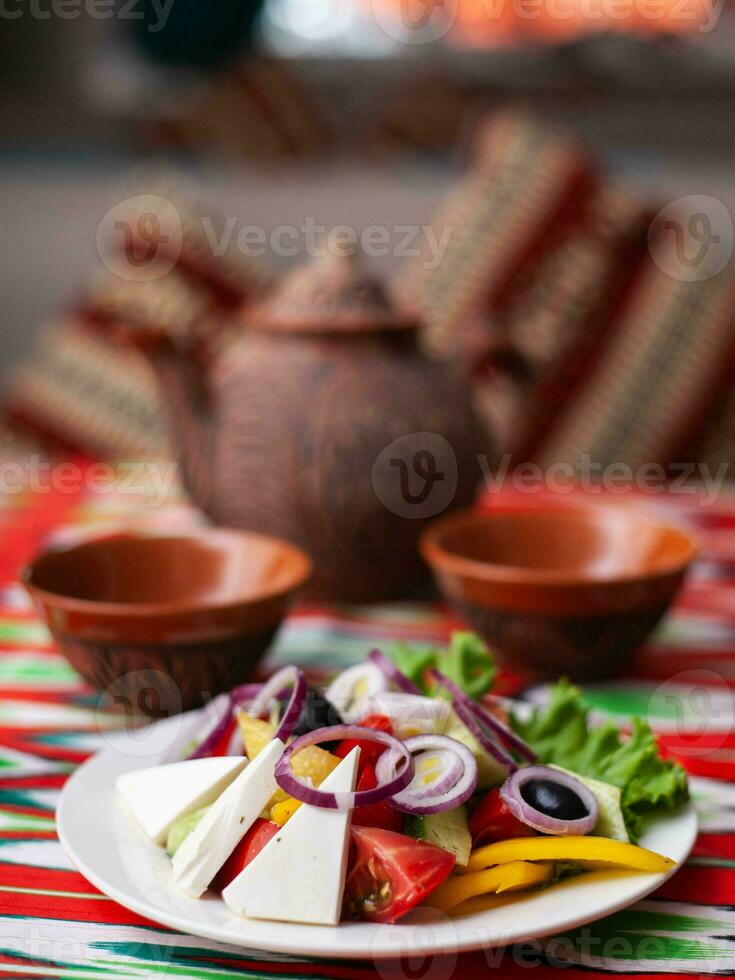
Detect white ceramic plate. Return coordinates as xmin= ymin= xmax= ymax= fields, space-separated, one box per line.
xmin=57 ymin=712 xmax=697 ymax=961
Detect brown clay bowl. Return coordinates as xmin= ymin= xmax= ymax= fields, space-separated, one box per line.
xmin=23 ymin=529 xmax=312 ymax=715
xmin=420 ymin=506 xmax=697 ymax=680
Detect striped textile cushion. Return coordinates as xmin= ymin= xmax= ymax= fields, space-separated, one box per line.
xmin=4 ymin=190 xmax=273 ymax=460
xmin=5 ymin=315 xmax=169 ymax=459
xmin=396 ymin=111 xmax=599 ymax=365
xmin=399 ymin=109 xmax=735 ymax=471
xmin=534 ymin=226 xmax=735 ymax=471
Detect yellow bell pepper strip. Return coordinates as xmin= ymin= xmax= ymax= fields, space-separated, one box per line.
xmin=427 ymin=861 xmax=553 ymax=913
xmin=270 ymin=796 xmax=302 ymax=826
xmin=465 ymin=836 xmax=675 ymax=875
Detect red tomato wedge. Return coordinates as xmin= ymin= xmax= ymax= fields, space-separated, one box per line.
xmin=350 ymin=761 xmax=403 ymax=832
xmin=211 ymin=818 xmax=279 ymax=892
xmin=469 ymin=787 xmax=536 ymax=846
xmin=343 ymin=827 xmax=455 ymax=923
xmin=335 ymin=714 xmax=393 ymax=768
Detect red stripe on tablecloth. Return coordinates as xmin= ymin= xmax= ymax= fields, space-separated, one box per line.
xmin=0 ymin=690 xmax=89 ymax=704
xmin=0 ymin=889 xmax=157 ymax=927
xmin=693 ymin=833 xmax=735 ymax=860
xmin=0 ymin=730 xmax=93 ymax=765
xmin=0 ymin=864 xmax=107 ymax=894
xmin=0 ymin=775 xmax=67 ymax=790
xmin=654 ymin=864 xmax=735 ymax=904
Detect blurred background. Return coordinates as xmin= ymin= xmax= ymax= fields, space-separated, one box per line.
xmin=1 ymin=0 xmax=734 ymax=471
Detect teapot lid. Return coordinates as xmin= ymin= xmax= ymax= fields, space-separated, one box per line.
xmin=247 ymin=250 xmax=417 ymax=334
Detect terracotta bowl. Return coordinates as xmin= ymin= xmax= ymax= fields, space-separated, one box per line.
xmin=420 ymin=507 xmax=697 ymax=680
xmin=23 ymin=529 xmax=312 ymax=715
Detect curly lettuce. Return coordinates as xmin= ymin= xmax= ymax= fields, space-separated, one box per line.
xmin=511 ymin=680 xmax=689 ymax=842
xmin=390 ymin=631 xmax=496 ymax=700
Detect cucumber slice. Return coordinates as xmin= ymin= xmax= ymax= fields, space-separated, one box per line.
xmin=165 ymin=805 xmax=209 ymax=856
xmin=404 ymin=805 xmax=472 ymax=866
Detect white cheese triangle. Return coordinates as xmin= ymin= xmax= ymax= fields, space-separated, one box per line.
xmin=171 ymin=738 xmax=285 ymax=897
xmin=222 ymin=747 xmax=360 ymax=926
xmin=116 ymin=755 xmax=247 ymax=846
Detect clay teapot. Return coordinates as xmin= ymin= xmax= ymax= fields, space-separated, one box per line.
xmin=131 ymin=252 xmax=484 ymax=601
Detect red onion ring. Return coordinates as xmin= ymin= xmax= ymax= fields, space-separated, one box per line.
xmin=376 ymin=744 xmax=463 ymax=801
xmin=240 ymin=666 xmax=307 ymax=743
xmin=274 ymin=725 xmax=415 ymax=810
xmin=501 ymin=765 xmax=599 ymax=836
xmin=368 ymin=648 xmax=422 ymax=695
xmin=377 ymin=733 xmax=478 ymax=815
xmin=232 ymin=683 xmax=263 ymax=704
xmin=186 ymin=692 xmax=234 ymax=760
xmin=452 ymin=698 xmax=517 ymax=772
xmin=430 ymin=668 xmax=537 ymax=765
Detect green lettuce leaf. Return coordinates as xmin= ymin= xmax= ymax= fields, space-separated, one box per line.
xmin=390 ymin=631 xmax=496 ymax=700
xmin=511 ymin=680 xmax=689 ymax=842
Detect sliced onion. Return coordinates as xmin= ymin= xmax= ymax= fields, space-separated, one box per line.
xmin=359 ymin=691 xmax=451 ymax=739
xmin=232 ymin=683 xmax=262 ymax=704
xmin=430 ymin=668 xmax=537 ymax=765
xmin=452 ymin=698 xmax=517 ymax=772
xmin=377 ymin=734 xmax=478 ymax=815
xmin=161 ymin=709 xmax=212 ymax=763
xmin=186 ymin=692 xmax=234 ymax=760
xmin=368 ymin=648 xmax=422 ymax=694
xmin=239 ymin=666 xmax=307 ymax=743
xmin=325 ymin=662 xmax=389 ymax=722
xmin=501 ymin=765 xmax=599 ymax=836
xmin=274 ymin=724 xmax=415 ymax=810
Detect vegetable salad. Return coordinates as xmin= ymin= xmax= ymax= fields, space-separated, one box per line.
xmin=116 ymin=633 xmax=688 ymax=926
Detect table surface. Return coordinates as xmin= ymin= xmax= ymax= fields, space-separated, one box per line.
xmin=0 ymin=464 xmax=734 ymax=978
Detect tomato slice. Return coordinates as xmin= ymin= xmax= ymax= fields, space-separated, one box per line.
xmin=209 ymin=719 xmax=237 ymax=757
xmin=350 ymin=761 xmax=403 ymax=832
xmin=211 ymin=818 xmax=279 ymax=892
xmin=343 ymin=827 xmax=455 ymax=923
xmin=335 ymin=714 xmax=393 ymax=767
xmin=468 ymin=787 xmax=536 ymax=846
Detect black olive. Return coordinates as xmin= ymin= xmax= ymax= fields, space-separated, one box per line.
xmin=520 ymin=779 xmax=589 ymax=821
xmin=279 ymin=687 xmax=343 ymax=748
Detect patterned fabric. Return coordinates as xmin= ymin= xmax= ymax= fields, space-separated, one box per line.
xmin=147 ymin=59 xmax=330 ymax=161
xmin=533 ymin=226 xmax=735 ymax=471
xmin=5 ymin=318 xmax=169 ymax=459
xmin=395 ymin=112 xmax=599 ymax=363
xmin=396 ymin=110 xmax=735 ymax=471
xmin=0 ymin=462 xmax=734 ymax=976
xmin=3 ymin=191 xmax=273 ymax=461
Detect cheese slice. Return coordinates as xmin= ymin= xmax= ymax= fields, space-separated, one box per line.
xmin=171 ymin=738 xmax=285 ymax=897
xmin=116 ymin=756 xmax=247 ymax=846
xmin=222 ymin=747 xmax=359 ymax=925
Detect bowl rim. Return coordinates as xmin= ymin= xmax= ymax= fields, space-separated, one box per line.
xmin=419 ymin=505 xmax=698 ymax=588
xmin=21 ymin=527 xmax=313 ymax=619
